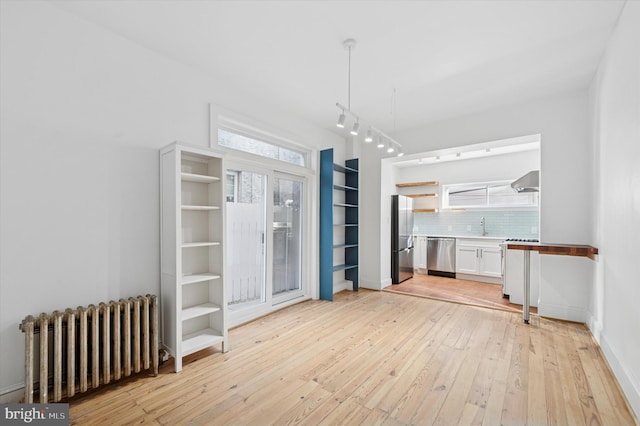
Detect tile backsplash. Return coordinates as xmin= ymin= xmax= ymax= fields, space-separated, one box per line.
xmin=414 ymin=210 xmax=539 ymax=239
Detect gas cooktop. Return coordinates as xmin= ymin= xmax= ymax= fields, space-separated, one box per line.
xmin=505 ymin=238 xmax=539 ymax=242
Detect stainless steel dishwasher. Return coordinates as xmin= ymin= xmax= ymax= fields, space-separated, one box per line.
xmin=427 ymin=237 xmax=456 ymax=278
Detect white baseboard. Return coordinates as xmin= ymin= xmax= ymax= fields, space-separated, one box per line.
xmin=587 ymin=314 xmax=603 ymax=344
xmin=599 ymin=333 xmax=640 ymax=421
xmin=537 ymin=302 xmax=586 ymax=323
xmin=359 ymin=277 xmax=391 ymax=291
xmin=333 ymin=280 xmax=352 ymax=294
xmin=0 ymin=384 xmax=24 ymax=403
xmin=456 ymin=273 xmax=502 ymax=285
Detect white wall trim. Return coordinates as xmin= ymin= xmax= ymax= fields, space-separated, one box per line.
xmin=333 ymin=280 xmax=352 ymax=294
xmin=537 ymin=302 xmax=586 ymax=323
xmin=0 ymin=384 xmax=24 ymax=404
xmin=587 ymin=314 xmax=603 ymax=344
xmin=599 ymin=333 xmax=640 ymax=421
xmin=229 ymin=295 xmax=313 ymax=329
xmin=359 ymin=277 xmax=392 ymax=291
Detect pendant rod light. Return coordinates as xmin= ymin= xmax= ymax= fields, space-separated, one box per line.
xmin=334 ymin=38 xmax=404 ymax=156
xmin=347 ymin=39 xmax=351 ymax=111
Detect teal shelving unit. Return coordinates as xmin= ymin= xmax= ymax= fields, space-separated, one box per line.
xmin=319 ymin=148 xmax=359 ymax=301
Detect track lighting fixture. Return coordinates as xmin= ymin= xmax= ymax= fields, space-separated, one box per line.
xmin=387 ymin=142 xmax=395 ymax=154
xmin=365 ymin=128 xmax=373 ymax=143
xmin=350 ymin=121 xmax=360 ymax=136
xmin=334 ymin=38 xmax=404 ymax=156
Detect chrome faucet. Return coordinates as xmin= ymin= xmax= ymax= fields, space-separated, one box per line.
xmin=480 ymin=217 xmax=487 ymax=236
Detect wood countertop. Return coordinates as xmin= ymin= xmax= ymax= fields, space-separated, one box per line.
xmin=506 ymin=242 xmax=598 ymax=260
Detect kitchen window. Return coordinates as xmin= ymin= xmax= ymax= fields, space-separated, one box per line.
xmin=443 ymin=181 xmax=538 ymax=209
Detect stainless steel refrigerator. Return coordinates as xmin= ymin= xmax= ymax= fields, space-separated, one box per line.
xmin=391 ymin=195 xmax=414 ymax=284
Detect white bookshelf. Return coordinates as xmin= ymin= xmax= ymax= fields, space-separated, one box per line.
xmin=160 ymin=142 xmax=228 ymax=372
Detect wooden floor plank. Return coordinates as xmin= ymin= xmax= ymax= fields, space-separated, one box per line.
xmin=494 ymin=315 xmax=529 ymax=424
xmin=541 ymin=325 xmax=569 ymax=425
xmin=66 ymin=289 xmax=638 ymax=426
xmin=554 ymin=323 xmax=590 ymax=426
xmin=527 ymin=317 xmax=548 ymax=426
xmin=480 ymin=319 xmax=516 ymax=426
xmin=272 ymin=383 xmax=332 ymax=426
xmin=365 ymin=303 xmax=467 ymax=415
xmin=386 ymin=273 xmax=538 ymax=314
xmin=569 ymin=323 xmax=632 ymax=426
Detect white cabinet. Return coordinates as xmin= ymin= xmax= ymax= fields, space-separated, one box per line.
xmin=413 ymin=236 xmax=427 ymax=273
xmin=456 ymin=238 xmax=504 ymax=283
xmin=478 ymin=246 xmax=503 ymax=276
xmin=160 ymin=143 xmax=228 ymax=372
xmin=456 ymin=245 xmax=480 ymax=274
xmin=504 ymin=249 xmax=540 ymax=307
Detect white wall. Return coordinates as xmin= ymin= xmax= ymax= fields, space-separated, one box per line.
xmin=0 ymin=1 xmax=343 ymax=399
xmin=360 ymin=91 xmax=593 ymax=297
xmin=394 ymin=149 xmax=540 ymax=186
xmin=589 ymin=1 xmax=640 ymax=417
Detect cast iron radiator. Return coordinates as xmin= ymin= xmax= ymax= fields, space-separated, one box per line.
xmin=19 ymin=295 xmax=159 ymax=403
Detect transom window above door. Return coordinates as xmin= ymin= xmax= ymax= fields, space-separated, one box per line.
xmin=218 ymin=128 xmax=308 ymax=167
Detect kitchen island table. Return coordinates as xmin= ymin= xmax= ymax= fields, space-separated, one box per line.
xmin=506 ymin=242 xmax=598 ymax=323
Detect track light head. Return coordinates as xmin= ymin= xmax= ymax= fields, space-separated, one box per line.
xmin=364 ymin=128 xmax=373 ymax=143
xmin=350 ymin=121 xmax=360 ymax=136
xmin=334 ymin=39 xmax=403 ymax=156
xmin=397 ymin=148 xmax=404 ymax=157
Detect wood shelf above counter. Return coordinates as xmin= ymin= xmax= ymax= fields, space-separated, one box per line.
xmin=507 ymin=240 xmax=599 ymax=324
xmin=397 ymin=181 xmax=440 ymax=212
xmin=506 ymin=242 xmax=599 ymax=260
xmin=405 ymin=193 xmax=438 ymax=198
xmin=396 ymin=181 xmax=439 ymax=188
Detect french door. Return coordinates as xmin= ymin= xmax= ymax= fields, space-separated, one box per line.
xmin=272 ymin=173 xmax=304 ymax=304
xmin=225 ymin=163 xmax=306 ymax=326
xmin=226 ymin=167 xmax=268 ymax=313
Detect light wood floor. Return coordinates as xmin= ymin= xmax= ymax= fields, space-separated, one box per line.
xmin=386 ymin=273 xmax=538 ymax=314
xmin=69 ymin=290 xmax=637 ymax=425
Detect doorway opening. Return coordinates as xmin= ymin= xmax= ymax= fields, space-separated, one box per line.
xmin=386 ymin=274 xmax=537 ymax=314
xmin=384 ymin=133 xmax=541 ymax=311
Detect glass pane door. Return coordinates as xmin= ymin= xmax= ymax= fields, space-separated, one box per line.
xmin=272 ymin=176 xmax=303 ymax=301
xmin=226 ymin=169 xmax=267 ymax=310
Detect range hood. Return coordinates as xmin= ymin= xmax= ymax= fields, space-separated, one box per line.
xmin=511 ymin=170 xmax=539 ymax=192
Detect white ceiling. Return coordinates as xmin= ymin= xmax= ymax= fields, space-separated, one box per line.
xmin=50 ymin=0 xmax=624 ymax=137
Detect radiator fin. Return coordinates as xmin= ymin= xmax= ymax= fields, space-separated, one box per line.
xmin=19 ymin=294 xmax=159 ymax=403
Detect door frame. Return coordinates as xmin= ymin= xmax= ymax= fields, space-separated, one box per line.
xmin=272 ymin=171 xmax=308 ymax=306
xmin=224 ymin=158 xmax=312 ymax=328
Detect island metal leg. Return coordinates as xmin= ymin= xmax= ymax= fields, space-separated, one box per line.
xmin=523 ymin=250 xmax=530 ymax=324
